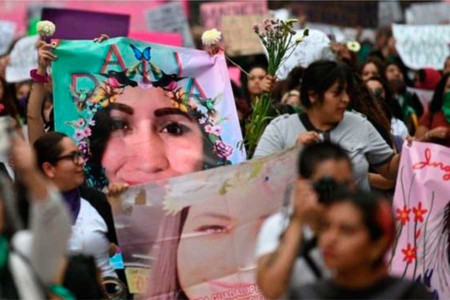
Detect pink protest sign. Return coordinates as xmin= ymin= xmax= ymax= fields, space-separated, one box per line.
xmin=200 ymin=1 xmax=267 ymax=31
xmin=129 ymin=32 xmax=183 ymax=46
xmin=390 ymin=142 xmax=450 ymax=299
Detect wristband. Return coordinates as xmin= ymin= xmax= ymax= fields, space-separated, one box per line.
xmin=30 ymin=69 xmax=49 ymax=84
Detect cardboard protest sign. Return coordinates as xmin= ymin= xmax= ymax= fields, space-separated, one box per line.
xmin=52 ymin=37 xmax=245 ymax=190
xmin=200 ymin=1 xmax=267 ymax=32
xmin=41 ymin=8 xmax=130 ymax=39
xmin=378 ymin=0 xmax=402 ymax=26
xmin=146 ymin=2 xmax=194 ymax=48
xmin=405 ymin=2 xmax=450 ymax=25
xmin=5 ymin=35 xmax=39 ymax=83
xmin=293 ymin=2 xmax=378 ymax=28
xmin=221 ymin=15 xmax=266 ymax=57
xmin=275 ymin=29 xmax=335 ymax=80
xmin=0 ymin=21 xmax=16 ymax=56
xmin=111 ymin=146 xmax=298 ymax=296
xmin=393 ymin=24 xmax=450 ymax=70
xmin=128 ymin=32 xmax=183 ymax=47
xmin=390 ymin=142 xmax=450 ymax=300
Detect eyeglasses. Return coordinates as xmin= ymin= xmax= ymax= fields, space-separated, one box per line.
xmin=55 ymin=151 xmax=83 ymax=164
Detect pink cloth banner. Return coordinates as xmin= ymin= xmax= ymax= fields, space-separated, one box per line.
xmin=129 ymin=32 xmax=183 ymax=46
xmin=390 ymin=142 xmax=450 ymax=300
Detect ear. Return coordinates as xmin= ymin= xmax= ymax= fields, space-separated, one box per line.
xmin=308 ymin=91 xmax=317 ymax=105
xmin=42 ymin=162 xmax=55 ymax=179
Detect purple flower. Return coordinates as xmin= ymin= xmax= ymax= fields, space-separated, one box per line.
xmin=74 ymin=129 xmax=85 ymax=140
xmin=253 ymin=23 xmax=260 ymax=34
xmin=212 ymin=126 xmax=222 ymax=136
xmin=89 ymin=119 xmax=96 ymax=126
xmin=78 ymin=141 xmax=89 ymax=157
xmin=83 ymin=127 xmax=92 ymax=137
xmin=214 ymin=140 xmax=233 ymax=159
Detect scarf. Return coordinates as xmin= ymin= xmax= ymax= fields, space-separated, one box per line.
xmin=442 ymin=91 xmax=450 ymax=123
xmin=62 ymin=189 xmax=81 ymax=224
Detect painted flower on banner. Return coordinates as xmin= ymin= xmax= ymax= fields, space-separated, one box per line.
xmin=401 ymin=243 xmax=417 ymax=264
xmin=396 ymin=205 xmax=411 ymax=225
xmin=412 ymin=202 xmax=428 ymax=223
xmin=214 ymin=140 xmax=233 ymax=159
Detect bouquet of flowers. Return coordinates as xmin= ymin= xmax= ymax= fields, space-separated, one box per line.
xmin=244 ymin=19 xmax=308 ymax=157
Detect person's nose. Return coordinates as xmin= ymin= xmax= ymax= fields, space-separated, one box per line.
xmin=341 ymin=91 xmax=350 ymax=104
xmin=127 ymin=122 xmax=169 ymax=173
xmin=77 ymin=155 xmax=85 ymax=167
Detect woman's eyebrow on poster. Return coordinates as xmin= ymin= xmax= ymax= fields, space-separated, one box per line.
xmin=109 ymin=102 xmax=134 ymax=115
xmin=154 ymin=107 xmax=194 ymax=121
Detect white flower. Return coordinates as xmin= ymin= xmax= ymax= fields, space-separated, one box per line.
xmin=346 ymin=41 xmax=361 ymax=52
xmin=36 ymin=20 xmax=56 ymax=37
xmin=201 ymin=28 xmax=222 ymax=46
xmin=295 ymin=36 xmax=304 ymax=44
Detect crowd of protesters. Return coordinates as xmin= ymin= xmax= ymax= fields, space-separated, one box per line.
xmin=0 ymin=2 xmax=449 ymax=299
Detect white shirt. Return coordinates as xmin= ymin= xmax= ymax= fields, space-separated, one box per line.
xmin=68 ymin=198 xmax=116 ymax=277
xmin=256 ymin=211 xmax=329 ymax=299
xmin=391 ymin=117 xmax=409 ymax=138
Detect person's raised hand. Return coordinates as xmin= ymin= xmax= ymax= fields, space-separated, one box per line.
xmin=107 ymin=182 xmax=130 ymax=198
xmin=292 ymin=179 xmax=324 ymax=230
xmin=261 ymin=75 xmax=276 ymax=93
xmin=37 ymin=40 xmax=57 ymax=74
xmin=296 ymin=131 xmax=322 ymax=146
xmin=93 ymin=34 xmax=110 ymax=43
xmin=11 ymin=134 xmax=37 ymax=175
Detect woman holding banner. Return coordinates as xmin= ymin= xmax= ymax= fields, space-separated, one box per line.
xmin=254 ymin=60 xmax=401 ymax=191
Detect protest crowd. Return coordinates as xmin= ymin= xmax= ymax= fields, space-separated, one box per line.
xmin=0 ymin=0 xmax=449 ymax=299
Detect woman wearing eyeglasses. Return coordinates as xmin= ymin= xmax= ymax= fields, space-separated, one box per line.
xmin=32 ymin=131 xmax=118 ymax=279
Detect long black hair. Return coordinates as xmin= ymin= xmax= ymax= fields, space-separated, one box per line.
xmin=429 ymin=73 xmax=450 ymax=114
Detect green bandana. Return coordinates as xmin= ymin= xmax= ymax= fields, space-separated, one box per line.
xmin=442 ymin=91 xmax=450 ymax=123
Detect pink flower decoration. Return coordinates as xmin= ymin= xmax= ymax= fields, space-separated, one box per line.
xmin=74 ymin=129 xmax=85 ymax=140
xmin=83 ymin=127 xmax=92 ymax=137
xmin=76 ymin=118 xmax=85 ymax=127
xmin=204 ymin=124 xmax=213 ymax=134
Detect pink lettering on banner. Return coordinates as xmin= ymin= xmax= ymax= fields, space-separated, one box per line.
xmin=412 ymin=147 xmax=450 ymax=180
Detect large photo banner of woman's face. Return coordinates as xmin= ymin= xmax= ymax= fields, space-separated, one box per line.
xmin=53 ymin=37 xmax=246 ymax=190
xmin=110 ymin=147 xmax=298 ymax=298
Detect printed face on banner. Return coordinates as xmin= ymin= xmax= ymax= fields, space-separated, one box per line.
xmin=390 ymin=142 xmax=450 ymax=300
xmin=52 ymin=38 xmax=245 ymax=189
xmin=113 ymin=147 xmax=298 ymax=297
